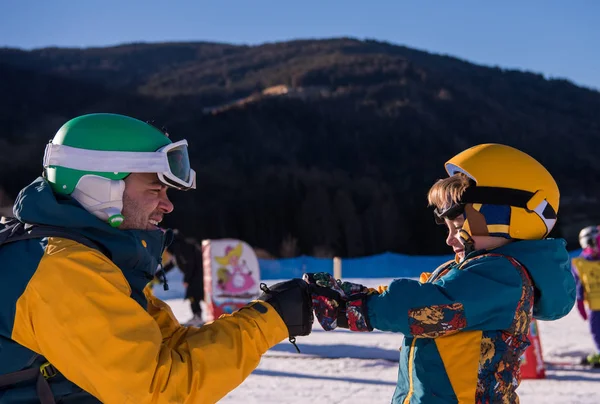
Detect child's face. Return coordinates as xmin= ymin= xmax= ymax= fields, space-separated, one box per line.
xmin=444 ymin=215 xmax=467 ymax=260
xmin=444 ymin=215 xmax=511 ymax=260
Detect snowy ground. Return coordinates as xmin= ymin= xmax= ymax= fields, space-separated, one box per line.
xmin=156 ymin=273 xmax=600 ymax=403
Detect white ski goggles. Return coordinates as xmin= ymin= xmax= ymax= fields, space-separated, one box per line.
xmin=43 ymin=140 xmax=196 ymax=190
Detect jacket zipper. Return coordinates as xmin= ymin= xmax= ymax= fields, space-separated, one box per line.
xmin=403 ymin=338 xmax=417 ymax=404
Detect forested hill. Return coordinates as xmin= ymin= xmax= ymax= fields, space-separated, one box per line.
xmin=1 ymin=38 xmax=599 ymax=256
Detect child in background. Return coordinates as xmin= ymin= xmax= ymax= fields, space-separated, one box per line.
xmin=572 ymin=225 xmax=600 ymax=367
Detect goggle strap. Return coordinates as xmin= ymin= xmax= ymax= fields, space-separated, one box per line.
xmin=460 ymin=186 xmax=556 ymax=219
xmin=44 ymin=143 xmax=170 ymax=173
xmin=433 ymin=186 xmax=557 ymax=225
xmin=461 ymin=186 xmax=530 ymax=209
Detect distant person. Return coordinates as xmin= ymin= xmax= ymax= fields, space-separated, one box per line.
xmin=572 ymin=225 xmax=600 ymax=367
xmin=158 ymin=229 xmax=206 ymax=326
xmin=0 ymin=113 xmax=316 ymax=403
xmin=304 ymin=144 xmax=576 ymax=403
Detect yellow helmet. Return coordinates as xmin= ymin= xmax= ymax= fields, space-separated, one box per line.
xmin=444 ymin=144 xmax=559 ymax=240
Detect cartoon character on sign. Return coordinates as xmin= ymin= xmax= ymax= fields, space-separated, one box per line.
xmin=215 ymin=243 xmax=256 ymax=293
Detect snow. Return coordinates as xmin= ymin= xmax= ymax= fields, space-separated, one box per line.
xmin=155 ymin=273 xmax=600 ymax=403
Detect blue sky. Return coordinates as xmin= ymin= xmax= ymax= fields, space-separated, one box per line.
xmin=1 ymin=0 xmax=598 ymax=89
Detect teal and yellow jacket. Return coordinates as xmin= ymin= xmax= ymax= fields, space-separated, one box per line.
xmin=367 ymin=240 xmax=576 ymax=404
xmin=0 ymin=178 xmax=288 ymax=403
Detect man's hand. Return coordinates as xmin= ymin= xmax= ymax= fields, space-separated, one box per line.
xmin=256 ymin=279 xmax=314 ymax=337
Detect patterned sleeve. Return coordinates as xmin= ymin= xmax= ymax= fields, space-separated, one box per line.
xmin=366 ymin=256 xmax=524 ymax=337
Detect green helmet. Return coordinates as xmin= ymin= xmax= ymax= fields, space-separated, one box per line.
xmin=43 ymin=113 xmax=195 ymax=226
xmin=47 ymin=113 xmax=176 ymax=194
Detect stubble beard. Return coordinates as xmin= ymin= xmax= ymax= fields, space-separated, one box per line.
xmin=120 ymin=193 xmax=149 ymax=230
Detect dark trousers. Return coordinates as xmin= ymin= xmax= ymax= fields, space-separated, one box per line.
xmin=190 ymin=297 xmax=202 ymax=315
xmin=590 ymin=310 xmax=600 ymax=352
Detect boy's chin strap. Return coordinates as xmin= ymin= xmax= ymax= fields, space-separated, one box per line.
xmin=70 ymin=175 xmax=126 ymax=227
xmin=459 ymin=229 xmax=476 ymax=256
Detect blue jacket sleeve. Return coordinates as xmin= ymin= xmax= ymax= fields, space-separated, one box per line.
xmin=571 ymin=263 xmax=584 ymax=300
xmin=367 ymin=255 xmax=525 ymax=337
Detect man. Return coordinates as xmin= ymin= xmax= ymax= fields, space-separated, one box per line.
xmin=0 ymin=113 xmax=314 ymax=403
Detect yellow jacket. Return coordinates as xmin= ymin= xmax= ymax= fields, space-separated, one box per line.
xmin=572 ymin=257 xmax=600 ymax=310
xmin=10 ymin=238 xmax=287 ymax=403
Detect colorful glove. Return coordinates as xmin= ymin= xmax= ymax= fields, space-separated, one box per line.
xmin=302 ymin=273 xmax=344 ymax=331
xmin=303 ymin=272 xmax=376 ymax=332
xmin=577 ymin=299 xmax=588 ymax=321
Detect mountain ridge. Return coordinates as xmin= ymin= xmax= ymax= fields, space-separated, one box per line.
xmin=1 ymin=37 xmax=598 ymax=256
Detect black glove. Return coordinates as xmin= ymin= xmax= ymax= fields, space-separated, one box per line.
xmin=255 ymin=279 xmax=314 ymax=338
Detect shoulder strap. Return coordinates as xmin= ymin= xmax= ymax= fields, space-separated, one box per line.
xmin=460 ymin=251 xmax=533 ymax=284
xmin=0 ymin=354 xmax=58 ymax=404
xmin=0 ymin=218 xmax=111 ymax=259
xmin=425 ymin=259 xmax=455 ymax=283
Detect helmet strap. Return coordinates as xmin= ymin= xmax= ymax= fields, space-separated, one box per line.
xmin=71 ymin=175 xmax=126 ymax=227
xmin=458 ymin=229 xmax=476 ymax=256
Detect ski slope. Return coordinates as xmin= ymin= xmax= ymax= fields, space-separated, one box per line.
xmin=155 ymin=272 xmax=600 ymax=403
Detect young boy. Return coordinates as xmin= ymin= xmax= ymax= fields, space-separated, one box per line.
xmin=305 ymin=143 xmax=576 ymax=403
xmin=572 ymin=225 xmax=600 ymax=367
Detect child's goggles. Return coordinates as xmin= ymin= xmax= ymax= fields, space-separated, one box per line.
xmin=43 ymin=139 xmax=196 ymax=190
xmin=434 ymin=203 xmax=465 ymax=224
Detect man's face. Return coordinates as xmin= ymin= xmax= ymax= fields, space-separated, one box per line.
xmin=120 ymin=173 xmax=174 ymax=231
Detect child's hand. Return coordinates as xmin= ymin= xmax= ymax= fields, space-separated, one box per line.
xmin=303 ymin=272 xmax=376 ymax=332
xmin=303 ymin=273 xmax=343 ymax=330
xmin=577 ymin=299 xmax=588 ymax=320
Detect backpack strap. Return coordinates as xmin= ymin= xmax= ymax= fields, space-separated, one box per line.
xmin=456 ymin=251 xmax=535 ymax=293
xmin=425 ymin=259 xmax=455 ymax=283
xmin=0 ymin=218 xmax=111 ymax=259
xmin=427 ymin=251 xmax=534 ymax=285
xmin=0 ymin=356 xmax=57 ymax=404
